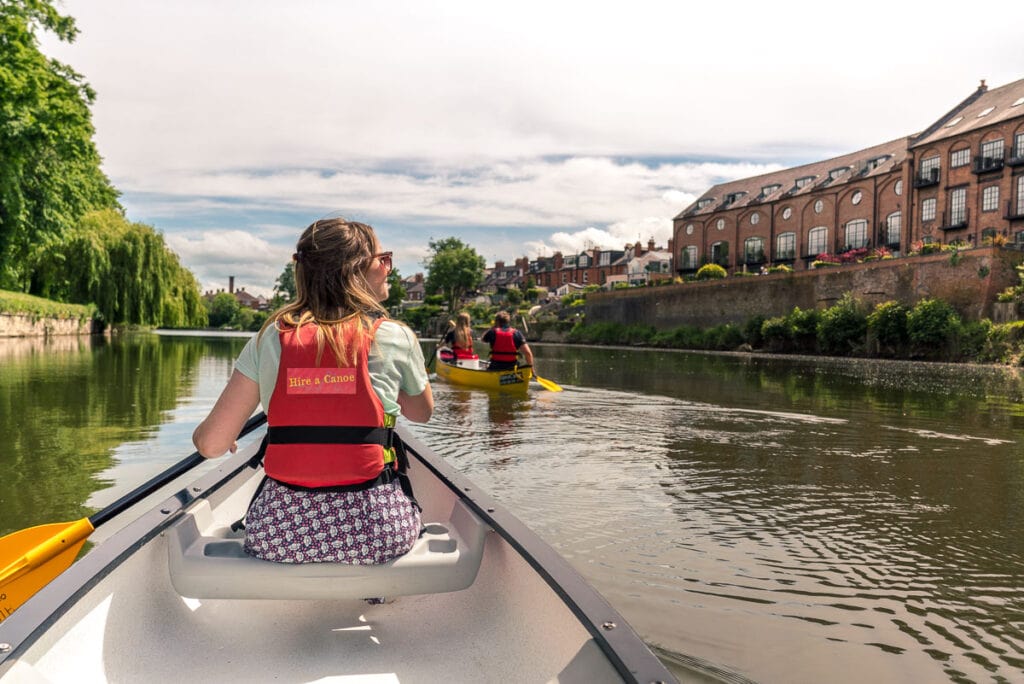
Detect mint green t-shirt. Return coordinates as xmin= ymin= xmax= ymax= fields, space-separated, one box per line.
xmin=234 ymin=320 xmax=429 ymax=417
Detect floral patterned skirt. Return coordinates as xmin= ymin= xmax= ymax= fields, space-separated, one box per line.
xmin=243 ymin=478 xmax=421 ymax=564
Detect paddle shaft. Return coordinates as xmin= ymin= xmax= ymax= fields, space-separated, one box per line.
xmin=90 ymin=411 xmax=267 ymax=527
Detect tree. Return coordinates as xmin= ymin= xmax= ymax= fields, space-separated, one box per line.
xmin=383 ymin=268 xmax=405 ymax=310
xmin=206 ymin=292 xmax=240 ymax=328
xmin=424 ymin=237 xmax=485 ymax=313
xmin=273 ymin=262 xmax=296 ymax=302
xmin=0 ymin=1 xmax=120 ymax=290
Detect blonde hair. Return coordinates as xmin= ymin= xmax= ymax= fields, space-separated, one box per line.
xmin=454 ymin=312 xmax=473 ymax=348
xmin=260 ymin=217 xmax=387 ymax=366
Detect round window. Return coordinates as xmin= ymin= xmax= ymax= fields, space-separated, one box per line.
xmin=716 ymin=219 xmax=725 ymax=231
xmin=685 ymin=223 xmax=694 ymax=235
xmin=814 ymin=199 xmax=824 ymax=214
xmin=782 ymin=207 xmax=792 ymax=220
xmin=750 ymin=213 xmax=760 ymax=225
xmin=852 ymin=190 xmax=862 ymax=205
xmin=895 ymin=180 xmax=903 ymax=196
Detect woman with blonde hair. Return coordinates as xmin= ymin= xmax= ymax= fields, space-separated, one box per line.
xmin=443 ymin=311 xmax=479 ymax=368
xmin=193 ymin=217 xmax=433 ymax=564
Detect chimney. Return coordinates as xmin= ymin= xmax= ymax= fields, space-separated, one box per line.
xmin=229 ymin=276 xmax=235 ymax=294
xmin=415 ymin=273 xmax=423 ymax=283
xmin=648 ymin=238 xmax=656 ymax=252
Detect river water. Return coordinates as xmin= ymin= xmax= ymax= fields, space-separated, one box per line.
xmin=2 ymin=332 xmax=1023 ymax=683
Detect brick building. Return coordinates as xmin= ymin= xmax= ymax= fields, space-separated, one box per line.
xmin=673 ymin=78 xmax=1024 ymax=274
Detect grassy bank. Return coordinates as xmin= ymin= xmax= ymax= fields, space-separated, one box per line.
xmin=0 ymin=289 xmax=96 ymax=320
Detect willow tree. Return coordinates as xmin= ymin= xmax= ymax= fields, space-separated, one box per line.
xmin=0 ymin=0 xmax=119 ymax=290
xmin=32 ymin=209 xmax=207 ymax=327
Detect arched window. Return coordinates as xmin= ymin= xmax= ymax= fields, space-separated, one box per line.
xmin=711 ymin=241 xmax=729 ymax=267
xmin=679 ymin=246 xmax=698 ymax=271
xmin=744 ymin=237 xmax=765 ymax=265
xmin=776 ymin=232 xmax=796 ymax=261
xmin=885 ymin=212 xmax=901 ymax=249
xmin=845 ymin=219 xmax=868 ymax=249
xmin=808 ymin=227 xmax=828 ymax=256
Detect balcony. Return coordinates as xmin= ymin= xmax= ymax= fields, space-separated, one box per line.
xmin=742 ymin=254 xmax=767 ymax=267
xmin=1007 ymin=200 xmax=1024 ymax=221
xmin=1009 ymin=149 xmax=1024 ymax=167
xmin=939 ymin=208 xmax=970 ymax=231
xmin=913 ymin=168 xmax=940 ymax=188
xmin=972 ymin=154 xmax=1005 ymax=175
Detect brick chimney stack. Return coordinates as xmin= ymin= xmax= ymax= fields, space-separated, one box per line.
xmin=229 ymin=276 xmax=235 ymax=294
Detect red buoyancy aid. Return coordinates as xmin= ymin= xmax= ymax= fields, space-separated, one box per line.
xmin=263 ymin=318 xmax=394 ymax=488
xmin=453 ymin=339 xmax=478 ymax=360
xmin=488 ymin=327 xmax=518 ymax=363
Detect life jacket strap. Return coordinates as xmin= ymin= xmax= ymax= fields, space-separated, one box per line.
xmin=267 ymin=425 xmax=394 ymax=448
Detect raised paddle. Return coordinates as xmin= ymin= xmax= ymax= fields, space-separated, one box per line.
xmin=0 ymin=411 xmax=268 ymax=621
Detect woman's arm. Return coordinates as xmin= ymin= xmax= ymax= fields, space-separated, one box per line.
xmin=192 ymin=370 xmax=261 ymax=458
xmin=398 ymin=383 xmax=434 ymax=423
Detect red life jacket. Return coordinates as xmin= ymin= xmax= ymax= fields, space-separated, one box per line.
xmin=453 ymin=335 xmax=477 ymax=360
xmin=263 ymin=318 xmax=395 ymax=488
xmin=488 ymin=327 xmax=518 ymax=363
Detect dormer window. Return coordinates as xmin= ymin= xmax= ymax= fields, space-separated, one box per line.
xmin=795 ymin=175 xmax=815 ymax=189
xmin=829 ymin=167 xmax=849 ymax=181
xmin=697 ymin=198 xmax=715 ymax=209
xmin=722 ymin=191 xmax=747 ymax=207
xmin=760 ymin=184 xmax=781 ymax=198
xmin=866 ymin=155 xmax=891 ymax=170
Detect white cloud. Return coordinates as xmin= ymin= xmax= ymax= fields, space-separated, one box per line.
xmin=165 ymin=230 xmax=290 ymax=297
xmin=32 ymin=1 xmax=1024 ymax=292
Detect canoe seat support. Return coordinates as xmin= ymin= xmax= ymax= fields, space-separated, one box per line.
xmin=167 ymin=499 xmax=489 ymax=600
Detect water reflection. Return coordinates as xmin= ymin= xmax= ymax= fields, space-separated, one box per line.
xmin=0 ymin=333 xmax=243 ymax=535
xmin=413 ymin=345 xmax=1024 ymax=683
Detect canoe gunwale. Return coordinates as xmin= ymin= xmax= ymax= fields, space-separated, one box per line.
xmin=0 ymin=422 xmax=675 ymax=684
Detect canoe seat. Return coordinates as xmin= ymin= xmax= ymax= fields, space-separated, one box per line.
xmin=166 ymin=499 xmax=489 ymax=600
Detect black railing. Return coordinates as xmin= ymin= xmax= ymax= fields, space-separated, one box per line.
xmin=1009 ymin=149 xmax=1024 ymax=167
xmin=973 ymin=154 xmax=1005 ymax=174
xmin=939 ymin=208 xmax=970 ymax=231
xmin=913 ymin=168 xmax=940 ymax=187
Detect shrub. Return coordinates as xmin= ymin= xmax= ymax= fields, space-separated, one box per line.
xmin=787 ymin=307 xmax=820 ymax=352
xmin=906 ymin=298 xmax=962 ymax=357
xmin=866 ymin=300 xmax=909 ymax=354
xmin=743 ymin=314 xmax=766 ymax=348
xmin=695 ymin=264 xmax=727 ymax=280
xmin=767 ymin=264 xmax=793 ymax=274
xmin=817 ymin=294 xmax=867 ymax=354
xmin=760 ymin=315 xmax=791 ymax=351
xmin=705 ymin=323 xmax=744 ymax=350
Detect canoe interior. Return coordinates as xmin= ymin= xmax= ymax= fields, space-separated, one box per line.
xmin=0 ymin=426 xmax=682 ymax=683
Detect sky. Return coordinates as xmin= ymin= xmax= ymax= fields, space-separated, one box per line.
xmin=38 ymin=0 xmax=1024 ymax=297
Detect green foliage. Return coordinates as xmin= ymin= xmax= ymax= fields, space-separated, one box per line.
xmin=273 ymin=262 xmax=295 ymax=301
xmin=787 ymin=306 xmax=820 ymax=352
xmin=505 ymin=287 xmax=522 ymax=305
xmin=816 ymin=294 xmax=867 ymax=354
xmin=695 ymin=263 xmax=727 ymax=280
xmin=760 ymin=315 xmax=791 ymax=351
xmin=29 ymin=209 xmax=206 ymax=327
xmin=383 ymin=268 xmax=405 ymax=310
xmin=767 ymin=264 xmax=793 ymax=274
xmin=743 ymin=314 xmax=766 ymax=348
xmin=205 ymin=292 xmax=240 ymax=328
xmin=866 ymin=300 xmax=909 ymax=354
xmin=0 ymin=0 xmax=120 ymax=290
xmin=906 ymin=298 xmax=962 ymax=356
xmin=401 ymin=304 xmax=443 ymax=333
xmin=705 ymin=323 xmax=744 ymax=350
xmin=424 ymin=237 xmax=485 ymax=312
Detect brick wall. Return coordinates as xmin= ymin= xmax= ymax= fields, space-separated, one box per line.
xmin=584 ymin=247 xmax=1024 ymax=330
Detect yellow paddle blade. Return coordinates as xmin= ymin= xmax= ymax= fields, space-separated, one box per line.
xmin=534 ymin=375 xmax=563 ymax=392
xmin=0 ymin=518 xmax=94 ymax=621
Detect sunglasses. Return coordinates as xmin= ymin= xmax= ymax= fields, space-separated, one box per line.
xmin=374 ymin=252 xmax=393 ymax=274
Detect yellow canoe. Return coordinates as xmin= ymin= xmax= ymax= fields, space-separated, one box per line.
xmin=434 ymin=349 xmax=532 ymax=392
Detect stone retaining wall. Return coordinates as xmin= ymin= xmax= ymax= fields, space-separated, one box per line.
xmin=585 ymin=247 xmax=1024 ymax=331
xmin=0 ymin=313 xmax=99 ymax=337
